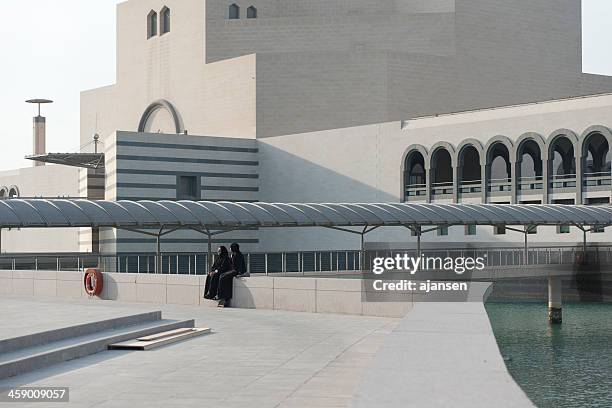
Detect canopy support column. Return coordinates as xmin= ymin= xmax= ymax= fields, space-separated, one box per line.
xmin=206 ymin=228 xmax=212 ymax=274
xmin=360 ymin=228 xmax=366 ymax=271
xmin=156 ymin=227 xmax=164 ymax=274
xmin=324 ymin=225 xmax=381 ymax=272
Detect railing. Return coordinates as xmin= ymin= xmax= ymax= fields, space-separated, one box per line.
xmin=431 ymin=182 xmax=453 ymax=196
xmin=551 ymin=174 xmax=577 ymax=189
xmin=488 ymin=178 xmax=512 ymax=193
xmin=459 ymin=180 xmax=482 ymax=194
xmin=405 ymin=184 xmax=427 ymax=199
xmin=1 ymin=246 xmax=610 ymax=275
xmin=518 ymin=176 xmax=543 ymax=191
xmin=583 ymin=172 xmax=612 ymax=187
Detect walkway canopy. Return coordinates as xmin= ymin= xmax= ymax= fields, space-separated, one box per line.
xmin=0 ymin=199 xmax=611 ymax=230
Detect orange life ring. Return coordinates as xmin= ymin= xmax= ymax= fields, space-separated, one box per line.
xmin=84 ymin=268 xmax=103 ymax=296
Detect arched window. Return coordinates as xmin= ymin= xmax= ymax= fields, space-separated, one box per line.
xmin=458 ymin=146 xmax=481 ymax=185
xmin=161 ymin=7 xmax=171 ymax=34
xmin=247 ymin=6 xmax=257 ymax=18
xmin=8 ymin=186 xmax=19 ymax=198
xmin=431 ymin=148 xmax=453 ymax=185
xmin=583 ymin=133 xmax=611 ymax=176
xmin=517 ymin=140 xmax=542 ymax=180
xmin=147 ymin=10 xmax=158 ymax=38
xmin=229 ymin=4 xmax=240 ymax=19
xmin=550 ymin=137 xmax=576 ymax=177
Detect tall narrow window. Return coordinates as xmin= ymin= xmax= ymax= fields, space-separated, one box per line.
xmin=247 ymin=6 xmax=257 ymax=18
xmin=147 ymin=10 xmax=158 ymax=38
xmin=161 ymin=7 xmax=171 ymax=34
xmin=229 ymin=4 xmax=240 ymax=19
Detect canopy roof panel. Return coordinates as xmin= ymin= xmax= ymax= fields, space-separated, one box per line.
xmin=25 ymin=153 xmax=105 ymax=169
xmin=0 ymin=199 xmax=611 ymax=230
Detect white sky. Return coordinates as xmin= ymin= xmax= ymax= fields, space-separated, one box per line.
xmin=0 ymin=0 xmax=611 ymax=171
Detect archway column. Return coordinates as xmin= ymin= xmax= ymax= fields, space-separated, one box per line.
xmin=575 ymin=144 xmax=584 ymax=205
xmin=452 ymin=166 xmax=459 ymax=203
xmin=510 ymin=158 xmax=518 ymax=204
xmin=542 ymin=152 xmax=549 ymax=204
xmin=425 ymin=164 xmax=432 ymax=203
xmin=481 ymin=163 xmax=488 ymax=203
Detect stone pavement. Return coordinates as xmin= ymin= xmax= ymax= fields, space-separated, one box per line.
xmin=353 ymin=301 xmax=535 ymax=407
xmin=0 ymin=296 xmax=397 ymax=408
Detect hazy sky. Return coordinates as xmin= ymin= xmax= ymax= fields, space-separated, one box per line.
xmin=0 ymin=0 xmax=611 ymax=171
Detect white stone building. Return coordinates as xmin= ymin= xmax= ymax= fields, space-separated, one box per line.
xmin=4 ymin=0 xmax=612 ymax=254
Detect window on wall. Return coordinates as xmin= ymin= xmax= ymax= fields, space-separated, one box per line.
xmin=177 ymin=176 xmax=200 ymax=200
xmin=494 ymin=225 xmax=506 ymax=235
xmin=161 ymin=7 xmax=171 ymax=34
xmin=465 ymin=225 xmax=476 ymax=236
xmin=147 ymin=10 xmax=158 ymax=38
xmin=437 ymin=226 xmax=449 ymax=236
xmin=558 ymin=225 xmax=571 ymax=234
xmin=229 ymin=4 xmax=240 ymax=19
xmin=247 ymin=6 xmax=257 ymax=18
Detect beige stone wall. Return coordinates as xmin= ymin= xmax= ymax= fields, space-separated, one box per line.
xmin=0 ymin=270 xmax=412 ymax=318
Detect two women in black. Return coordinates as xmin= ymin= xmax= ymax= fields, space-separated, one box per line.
xmin=203 ymin=243 xmax=247 ymax=307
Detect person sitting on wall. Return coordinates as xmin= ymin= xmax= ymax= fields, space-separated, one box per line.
xmin=203 ymin=246 xmax=231 ymax=300
xmin=216 ymin=243 xmax=248 ymax=307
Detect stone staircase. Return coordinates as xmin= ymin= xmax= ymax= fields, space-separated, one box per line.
xmin=0 ymin=311 xmax=208 ymax=380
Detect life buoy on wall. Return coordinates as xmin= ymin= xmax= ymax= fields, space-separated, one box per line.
xmin=84 ymin=268 xmax=103 ymax=297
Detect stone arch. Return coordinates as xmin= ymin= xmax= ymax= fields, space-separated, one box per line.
xmin=547 ymin=129 xmax=579 ymax=177
xmin=429 ymin=142 xmax=456 ymax=168
xmin=401 ymin=145 xmax=429 ymax=172
xmin=401 ymin=145 xmax=428 ymax=200
xmin=138 ymin=99 xmax=184 ymax=134
xmin=455 ymin=139 xmax=483 ymax=185
xmin=429 ymin=142 xmax=455 ymax=186
xmin=515 ymin=133 xmax=545 ymax=180
xmin=581 ymin=125 xmax=612 ymax=176
xmin=8 ymin=185 xmax=19 ymax=198
xmin=485 ymin=136 xmax=514 ymax=164
xmin=485 ymin=136 xmax=514 ymax=182
xmin=0 ymin=187 xmax=8 ymax=199
xmin=514 ymin=132 xmax=546 ymax=162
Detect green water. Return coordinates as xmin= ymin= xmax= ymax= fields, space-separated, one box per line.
xmin=485 ymin=302 xmax=612 ymax=408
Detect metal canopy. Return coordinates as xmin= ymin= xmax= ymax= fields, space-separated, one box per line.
xmin=25 ymin=153 xmax=105 ymax=169
xmin=0 ymin=200 xmax=611 ymax=230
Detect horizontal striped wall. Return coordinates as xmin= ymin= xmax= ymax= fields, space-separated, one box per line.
xmin=105 ymin=131 xmax=259 ymax=202
xmin=101 ymin=131 xmax=260 ymax=254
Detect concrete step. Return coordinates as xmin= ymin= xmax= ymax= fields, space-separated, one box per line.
xmin=0 ymin=311 xmax=162 ymax=354
xmin=0 ymin=318 xmax=194 ymax=380
xmin=109 ymin=328 xmax=211 ymax=350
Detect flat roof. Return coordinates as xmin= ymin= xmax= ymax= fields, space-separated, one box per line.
xmin=0 ymin=200 xmax=610 ymax=230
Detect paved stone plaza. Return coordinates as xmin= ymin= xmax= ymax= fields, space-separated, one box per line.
xmin=0 ymin=294 xmax=533 ymax=407
xmin=0 ymin=296 xmax=396 ymax=408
